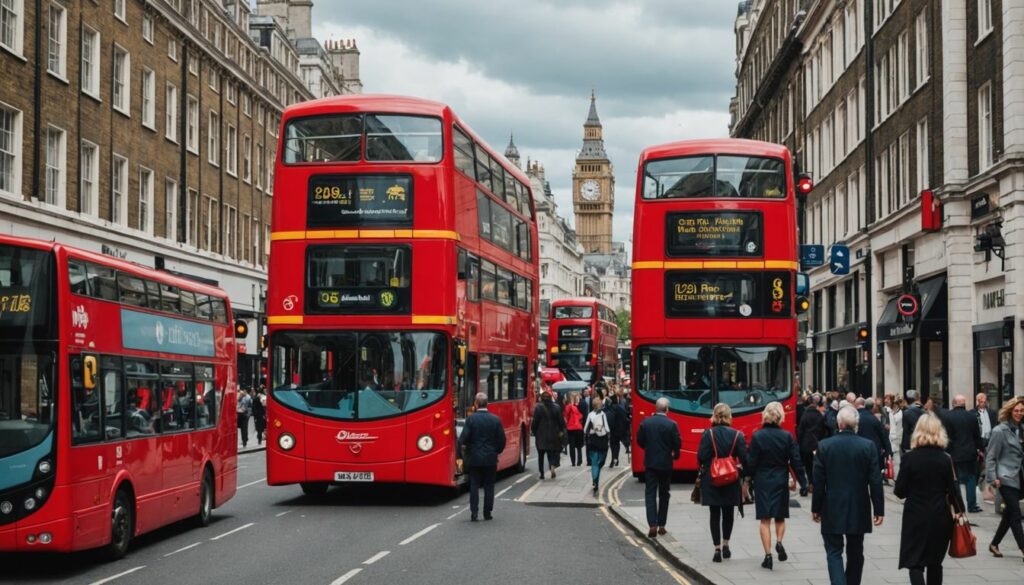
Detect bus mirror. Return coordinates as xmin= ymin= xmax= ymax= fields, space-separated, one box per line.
xmin=83 ymin=355 xmax=98 ymax=390
xmin=796 ymin=349 xmax=808 ymax=364
xmin=453 ymin=339 xmax=467 ymax=368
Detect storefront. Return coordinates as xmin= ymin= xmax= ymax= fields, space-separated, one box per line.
xmin=973 ymin=278 xmax=1015 ymax=408
xmin=876 ymin=274 xmax=948 ymax=404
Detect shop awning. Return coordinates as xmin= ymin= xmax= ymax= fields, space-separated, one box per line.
xmin=876 ymin=275 xmax=947 ymax=342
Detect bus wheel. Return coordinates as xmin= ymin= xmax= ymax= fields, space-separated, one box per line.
xmin=300 ymin=482 xmax=328 ymax=496
xmin=196 ymin=471 xmax=214 ymax=527
xmin=103 ymin=488 xmax=133 ymax=561
xmin=514 ymin=434 xmax=527 ymax=473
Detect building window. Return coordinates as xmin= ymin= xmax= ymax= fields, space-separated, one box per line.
xmin=916 ymin=117 xmax=929 ymax=190
xmin=978 ymin=0 xmax=993 ymax=39
xmin=165 ymin=83 xmax=177 ymax=142
xmin=114 ymin=0 xmax=126 ymax=22
xmin=186 ymin=188 xmax=197 ymax=245
xmin=242 ymin=93 xmax=250 ymax=116
xmin=186 ymin=95 xmax=198 ymax=153
xmin=43 ymin=126 xmax=64 ymax=207
xmin=208 ymin=66 xmax=218 ymax=92
xmin=224 ymin=206 xmax=236 ymax=258
xmin=203 ymin=195 xmax=214 ymax=251
xmin=0 ymin=104 xmax=19 ymax=196
xmin=0 ymin=0 xmax=24 ymax=56
xmin=139 ymin=167 xmax=153 ymax=234
xmin=243 ymin=135 xmax=251 ymax=183
xmin=978 ymin=83 xmax=993 ymax=170
xmin=164 ymin=178 xmax=176 ymax=240
xmin=81 ymin=26 xmax=99 ymax=98
xmin=897 ymin=31 xmax=909 ymax=102
xmin=46 ymin=3 xmax=66 ymax=78
xmin=188 ymin=53 xmax=198 ymax=76
xmin=225 ymin=123 xmax=236 ymax=175
xmin=252 ymin=217 xmax=260 ymax=265
xmin=141 ymin=68 xmax=155 ymax=129
xmin=226 ymin=82 xmax=235 ymax=104
xmin=207 ymin=110 xmax=219 ymax=166
xmin=111 ymin=155 xmax=127 ymax=225
xmin=255 ymin=143 xmax=263 ymax=189
xmin=898 ymin=132 xmax=910 ymax=208
xmin=168 ymin=37 xmax=177 ymax=61
xmin=142 ymin=13 xmax=153 ymax=43
xmin=915 ymin=11 xmax=928 ymax=87
xmin=80 ymin=141 xmax=98 ymax=216
xmin=112 ymin=46 xmax=130 ymax=115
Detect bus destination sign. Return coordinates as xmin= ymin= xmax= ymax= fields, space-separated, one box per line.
xmin=307 ymin=174 xmax=413 ymax=227
xmin=664 ymin=271 xmax=791 ymax=318
xmin=665 ymin=211 xmax=762 ymax=257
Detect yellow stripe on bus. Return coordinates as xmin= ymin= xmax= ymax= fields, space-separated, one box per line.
xmin=411 ymin=315 xmax=457 ymax=325
xmin=270 ymin=230 xmax=461 ymax=242
xmin=267 ymin=315 xmax=304 ymax=325
xmin=632 ymin=260 xmax=799 ymax=270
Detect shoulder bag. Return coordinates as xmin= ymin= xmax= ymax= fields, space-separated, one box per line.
xmin=587 ymin=413 xmax=609 ymax=451
xmin=947 ymin=456 xmax=976 ymax=558
xmin=709 ymin=429 xmax=740 ymax=487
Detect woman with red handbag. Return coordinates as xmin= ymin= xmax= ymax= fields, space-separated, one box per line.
xmin=894 ymin=413 xmax=966 ymax=585
xmin=696 ymin=403 xmax=747 ymax=564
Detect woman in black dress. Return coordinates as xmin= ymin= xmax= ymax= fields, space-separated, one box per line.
xmin=894 ymin=412 xmax=964 ymax=585
xmin=747 ymin=401 xmax=806 ymax=570
xmin=697 ymin=403 xmax=748 ymax=563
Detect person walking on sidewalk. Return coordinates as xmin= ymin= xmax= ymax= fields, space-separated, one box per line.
xmin=856 ymin=397 xmax=893 ymax=482
xmin=531 ymin=392 xmax=565 ymax=480
xmin=901 ymin=390 xmax=926 ymax=457
xmin=974 ymin=392 xmax=998 ymax=500
xmin=748 ymin=401 xmax=807 ymax=570
xmin=637 ymin=397 xmax=681 ymax=539
xmin=894 ymin=413 xmax=965 ymax=585
xmin=797 ymin=394 xmax=826 ymax=495
xmin=252 ymin=387 xmax=267 ymax=445
xmin=564 ymin=392 xmax=585 ymax=467
xmin=944 ymin=394 xmax=983 ymax=513
xmin=606 ymin=394 xmax=629 ymax=468
xmin=812 ymin=406 xmax=885 ymax=585
xmin=984 ymin=396 xmax=1024 ymax=560
xmin=696 ymin=403 xmax=747 ymax=562
xmin=583 ymin=396 xmax=610 ymax=495
xmin=236 ymin=388 xmax=252 ymax=448
xmin=459 ymin=393 xmax=506 ymax=521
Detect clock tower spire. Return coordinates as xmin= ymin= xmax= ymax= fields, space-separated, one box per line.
xmin=573 ymin=91 xmax=614 ymax=254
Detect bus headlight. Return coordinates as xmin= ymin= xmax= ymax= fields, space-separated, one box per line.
xmin=38 ymin=460 xmax=52 ymax=474
xmin=24 ymin=497 xmax=36 ymax=511
xmin=278 ymin=433 xmax=296 ymax=451
xmin=39 ymin=533 xmax=52 ymax=544
xmin=0 ymin=501 xmax=12 ymax=514
xmin=416 ymin=434 xmax=434 ymax=452
xmin=35 ymin=488 xmax=46 ymax=500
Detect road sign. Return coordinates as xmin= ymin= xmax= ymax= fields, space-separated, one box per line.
xmin=830 ymin=244 xmax=850 ymax=275
xmin=897 ymin=293 xmax=919 ymax=317
xmin=800 ymin=244 xmax=825 ymax=268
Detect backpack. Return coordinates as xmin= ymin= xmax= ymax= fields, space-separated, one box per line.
xmin=709 ymin=429 xmax=740 ymax=487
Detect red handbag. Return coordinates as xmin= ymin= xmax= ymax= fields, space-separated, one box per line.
xmin=947 ymin=457 xmax=977 ymax=558
xmin=884 ymin=457 xmax=895 ymax=480
xmin=709 ymin=430 xmax=740 ymax=487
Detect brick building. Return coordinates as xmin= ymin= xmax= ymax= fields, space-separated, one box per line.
xmin=730 ymin=0 xmax=1023 ymax=408
xmin=0 ymin=0 xmax=361 ymax=388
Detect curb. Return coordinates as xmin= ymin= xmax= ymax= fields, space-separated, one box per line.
xmin=606 ymin=503 xmax=718 ymax=585
xmin=239 ymin=446 xmax=267 ymax=455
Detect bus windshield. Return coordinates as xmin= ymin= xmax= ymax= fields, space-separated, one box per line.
xmin=553 ymin=306 xmax=593 ymax=319
xmin=271 ymin=331 xmax=447 ymax=420
xmin=642 ymin=155 xmax=786 ymax=199
xmin=635 ymin=345 xmax=790 ymax=417
xmin=283 ymin=114 xmax=443 ymax=164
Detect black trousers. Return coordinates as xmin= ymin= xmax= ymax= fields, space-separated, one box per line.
xmin=538 ymin=449 xmax=561 ymax=474
xmin=709 ymin=505 xmax=735 ymax=546
xmin=644 ymin=469 xmax=671 ymax=527
xmin=237 ymin=413 xmax=249 ymax=445
xmin=993 ymin=485 xmax=1024 ymax=549
xmin=801 ymin=450 xmax=815 ymax=473
xmin=609 ymin=434 xmax=624 ymax=464
xmin=468 ymin=465 xmax=497 ymax=516
xmin=567 ymin=430 xmax=584 ymax=465
xmin=908 ymin=564 xmax=943 ymax=585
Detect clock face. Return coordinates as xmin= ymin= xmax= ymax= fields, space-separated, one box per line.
xmin=581 ymin=180 xmax=600 ymax=201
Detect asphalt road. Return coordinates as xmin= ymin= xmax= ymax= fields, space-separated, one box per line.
xmin=0 ymin=454 xmax=681 ymax=585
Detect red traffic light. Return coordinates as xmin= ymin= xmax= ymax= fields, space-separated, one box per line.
xmin=797 ymin=173 xmax=814 ymax=195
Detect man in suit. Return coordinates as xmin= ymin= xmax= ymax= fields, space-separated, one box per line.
xmin=900 ymin=390 xmax=926 ymax=456
xmin=946 ymin=394 xmax=983 ymax=512
xmin=797 ymin=394 xmax=826 ymax=495
xmin=458 ymin=392 xmax=507 ymax=521
xmin=636 ymin=397 xmax=681 ymax=537
xmin=973 ymin=392 xmax=999 ymax=499
xmin=813 ymin=406 xmax=884 ymax=585
xmin=856 ymin=398 xmax=892 ymax=478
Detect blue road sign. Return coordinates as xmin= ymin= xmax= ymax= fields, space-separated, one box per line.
xmin=800 ymin=244 xmax=825 ymax=268
xmin=830 ymin=244 xmax=850 ymax=275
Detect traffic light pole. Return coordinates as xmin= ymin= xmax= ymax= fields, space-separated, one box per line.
xmin=864 ymin=251 xmax=874 ymax=397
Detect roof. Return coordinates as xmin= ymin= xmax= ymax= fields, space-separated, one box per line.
xmin=551 ymin=297 xmax=613 ymax=309
xmin=639 ymin=138 xmax=790 ymax=162
xmin=505 ymin=133 xmax=520 ymax=159
xmin=584 ymin=90 xmax=601 ymax=127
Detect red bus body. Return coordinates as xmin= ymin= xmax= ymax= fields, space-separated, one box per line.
xmin=266 ymin=95 xmax=539 ymax=489
xmin=0 ymin=235 xmax=237 ymax=553
xmin=547 ymin=297 xmax=618 ymax=384
xmin=629 ymin=139 xmax=799 ymax=474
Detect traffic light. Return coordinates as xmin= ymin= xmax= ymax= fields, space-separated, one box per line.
xmin=795 ymin=296 xmax=810 ymax=314
xmin=856 ymin=325 xmax=870 ymax=349
xmin=260 ymin=334 xmax=267 ymax=350
xmin=797 ymin=173 xmax=814 ymax=196
xmin=234 ymin=319 xmax=248 ymax=338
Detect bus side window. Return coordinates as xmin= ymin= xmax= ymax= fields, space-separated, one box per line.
xmin=125 ymin=361 xmax=160 ymax=436
xmin=466 ymin=256 xmax=480 ymax=302
xmin=68 ymin=259 xmax=91 ymax=296
xmin=88 ymin=263 xmax=118 ymax=301
xmin=70 ymin=356 xmax=102 ymax=444
xmin=102 ymin=357 xmax=124 ymax=440
xmin=196 ymin=365 xmax=216 ymax=428
xmin=514 ymin=357 xmax=526 ymax=400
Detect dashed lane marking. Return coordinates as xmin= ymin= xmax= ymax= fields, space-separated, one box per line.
xmin=399 ymin=523 xmax=440 ymax=545
xmin=87 ymin=566 xmax=146 ymax=585
xmin=446 ymin=507 xmax=467 ymax=520
xmin=515 ymin=475 xmax=530 ymax=484
xmin=514 ymin=478 xmax=541 ymax=502
xmin=210 ymin=522 xmax=255 ymax=541
xmin=328 ymin=568 xmax=362 ymax=585
xmin=362 ymin=551 xmax=390 ymax=565
xmin=237 ymin=478 xmax=266 ymax=489
xmin=275 ymin=510 xmax=292 ymax=517
xmin=495 ymin=484 xmax=516 ymax=498
xmin=163 ymin=542 xmax=201 ymax=557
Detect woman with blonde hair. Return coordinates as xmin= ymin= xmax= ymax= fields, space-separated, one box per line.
xmin=696 ymin=403 xmax=747 ymax=563
xmin=583 ymin=396 xmax=610 ymax=495
xmin=894 ymin=413 xmax=965 ymax=584
xmin=984 ymin=397 xmax=1024 ymax=560
xmin=746 ymin=401 xmax=806 ymax=570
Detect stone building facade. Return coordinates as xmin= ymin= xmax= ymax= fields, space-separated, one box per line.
xmin=730 ymin=0 xmax=1024 ymax=408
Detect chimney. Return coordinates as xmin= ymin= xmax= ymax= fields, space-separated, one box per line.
xmin=288 ymin=0 xmax=313 ymax=39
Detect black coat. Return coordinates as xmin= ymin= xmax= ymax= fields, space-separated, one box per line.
xmin=636 ymin=413 xmax=680 ymax=471
xmin=945 ymin=406 xmax=982 ymax=463
xmin=894 ymin=446 xmax=964 ymax=569
xmin=812 ymin=431 xmax=885 ymax=535
xmin=747 ymin=425 xmax=806 ymax=519
xmin=823 ymin=407 xmax=838 ymax=437
xmin=797 ymin=408 xmax=826 ymax=453
xmin=531 ymin=399 xmax=565 ymax=451
xmin=606 ymin=401 xmax=630 ymax=438
xmin=696 ymin=425 xmax=747 ymax=507
xmin=901 ymin=404 xmax=926 ymax=452
xmin=857 ymin=408 xmax=892 ymax=461
xmin=459 ymin=409 xmax=506 ymax=467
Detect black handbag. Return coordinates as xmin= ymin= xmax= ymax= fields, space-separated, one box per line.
xmin=587 ymin=433 xmax=609 ymax=451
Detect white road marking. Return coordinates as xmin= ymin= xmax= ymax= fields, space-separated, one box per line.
xmin=362 ymin=551 xmax=390 ymax=565
xmin=446 ymin=507 xmax=467 ymax=520
xmin=495 ymin=484 xmax=515 ymax=498
xmin=399 ymin=523 xmax=440 ymax=545
xmin=237 ymin=478 xmax=266 ymax=489
xmin=163 ymin=542 xmax=201 ymax=557
xmin=275 ymin=510 xmax=292 ymax=518
xmin=329 ymin=568 xmax=362 ymax=585
xmin=87 ymin=566 xmax=146 ymax=585
xmin=514 ymin=478 xmax=541 ymax=502
xmin=210 ymin=522 xmax=255 ymax=541
xmin=515 ymin=474 xmax=530 ymax=484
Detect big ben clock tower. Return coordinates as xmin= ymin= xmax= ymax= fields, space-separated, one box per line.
xmin=573 ymin=91 xmax=614 ymax=254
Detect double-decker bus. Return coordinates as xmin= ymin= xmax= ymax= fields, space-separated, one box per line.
xmin=547 ymin=298 xmax=619 ymax=384
xmin=266 ymin=95 xmax=539 ymax=492
xmin=629 ymin=139 xmax=808 ymax=474
xmin=0 ymin=235 xmax=238 ymax=558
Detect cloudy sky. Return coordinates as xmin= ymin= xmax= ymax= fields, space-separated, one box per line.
xmin=313 ymin=1 xmax=739 ymax=243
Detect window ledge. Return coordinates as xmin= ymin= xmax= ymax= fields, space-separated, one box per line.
xmin=0 ymin=44 xmax=27 ymax=62
xmin=115 ymin=14 xmax=128 ymax=26
xmin=46 ymin=70 xmax=69 ymax=84
xmin=226 ymin=170 xmax=238 ymax=178
xmin=975 ymin=28 xmax=994 ymax=47
xmin=142 ymin=122 xmax=156 ymax=132
xmin=165 ymin=134 xmax=179 ymax=145
xmin=82 ymin=90 xmax=102 ymax=103
xmin=114 ymin=105 xmax=131 ymax=118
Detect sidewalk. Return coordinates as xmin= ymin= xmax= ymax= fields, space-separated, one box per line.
xmin=516 ymin=458 xmax=629 ymax=508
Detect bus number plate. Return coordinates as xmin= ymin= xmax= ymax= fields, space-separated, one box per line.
xmin=334 ymin=471 xmax=374 ymax=482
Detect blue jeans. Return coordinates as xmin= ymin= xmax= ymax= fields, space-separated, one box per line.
xmin=589 ymin=450 xmax=607 ymax=484
xmin=954 ymin=460 xmax=978 ymax=510
xmin=823 ymin=533 xmax=864 ymax=585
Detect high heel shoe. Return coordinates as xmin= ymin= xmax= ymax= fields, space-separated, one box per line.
xmin=712 ymin=549 xmax=722 ymax=563
xmin=988 ymin=544 xmax=1003 ymax=558
xmin=775 ymin=541 xmax=788 ymax=562
xmin=722 ymin=545 xmax=731 ymax=559
xmin=761 ymin=554 xmax=773 ymax=570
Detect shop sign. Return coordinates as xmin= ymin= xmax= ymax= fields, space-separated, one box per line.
xmin=982 ymin=288 xmax=1004 ymax=311
xmin=971 ymin=194 xmax=991 ymax=219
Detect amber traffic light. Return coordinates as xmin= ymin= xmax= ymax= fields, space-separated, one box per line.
xmin=796 ymin=296 xmax=810 ymax=314
xmin=234 ymin=319 xmax=249 ymax=338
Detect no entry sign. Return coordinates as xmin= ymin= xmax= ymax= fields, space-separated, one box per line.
xmin=897 ymin=294 xmax=919 ymax=317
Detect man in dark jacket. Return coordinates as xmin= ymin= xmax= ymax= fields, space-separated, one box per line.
xmin=856 ymin=398 xmax=892 ymax=477
xmin=813 ymin=406 xmax=884 ymax=585
xmin=823 ymin=400 xmax=839 ymax=437
xmin=459 ymin=393 xmax=507 ymax=521
xmin=946 ymin=394 xmax=983 ymax=512
xmin=797 ymin=394 xmax=826 ymax=495
xmin=900 ymin=390 xmax=926 ymax=455
xmin=531 ymin=392 xmax=565 ymax=479
xmin=606 ymin=395 xmax=629 ymax=468
xmin=636 ymin=397 xmax=681 ymax=538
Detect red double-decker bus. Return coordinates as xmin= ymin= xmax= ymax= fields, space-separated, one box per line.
xmin=266 ymin=95 xmax=539 ymax=492
xmin=0 ymin=235 xmax=238 ymax=558
xmin=547 ymin=298 xmax=619 ymax=384
xmin=629 ymin=139 xmax=807 ymax=474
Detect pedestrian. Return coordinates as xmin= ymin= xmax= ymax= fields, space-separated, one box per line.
xmin=564 ymin=392 xmax=585 ymax=467
xmin=637 ymin=397 xmax=681 ymax=539
xmin=252 ymin=387 xmax=267 ymax=445
xmin=812 ymin=405 xmax=885 ymax=585
xmin=901 ymin=390 xmax=926 ymax=456
xmin=236 ymin=388 xmax=252 ymax=448
xmin=889 ymin=397 xmax=905 ymax=468
xmin=797 ymin=394 xmax=827 ymax=496
xmin=824 ymin=399 xmax=839 ymax=437
xmin=984 ymin=396 xmax=1024 ymax=560
xmin=531 ymin=391 xmax=565 ymax=479
xmin=747 ymin=401 xmax=807 ymax=570
xmin=856 ymin=397 xmax=893 ymax=480
xmin=458 ymin=393 xmax=506 ymax=521
xmin=606 ymin=394 xmax=629 ymax=467
xmin=696 ymin=403 xmax=747 ymax=562
xmin=944 ymin=394 xmax=983 ymax=513
xmin=894 ymin=413 xmax=965 ymax=585
xmin=583 ymin=396 xmax=610 ymax=495
xmin=974 ymin=392 xmax=998 ymax=500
